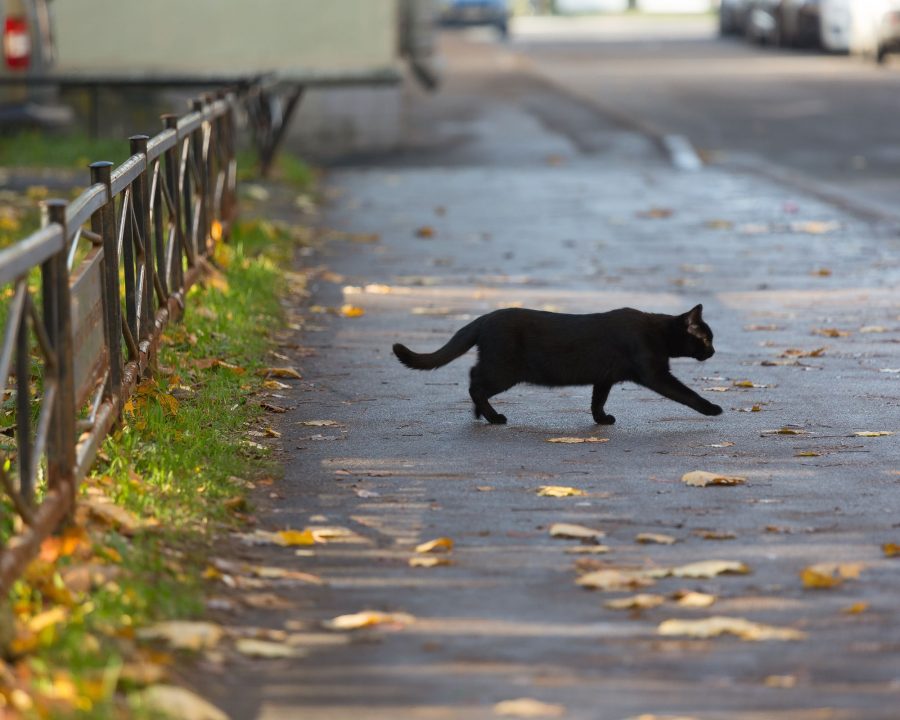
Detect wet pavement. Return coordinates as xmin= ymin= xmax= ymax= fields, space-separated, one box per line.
xmin=198 ymin=32 xmax=900 ymax=720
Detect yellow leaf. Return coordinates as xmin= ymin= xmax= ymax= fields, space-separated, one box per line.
xmin=636 ymin=533 xmax=676 ymax=545
xmin=658 ymin=616 xmax=806 ymax=641
xmin=545 ymin=436 xmax=609 ymax=444
xmin=409 ymin=556 xmax=452 ymax=568
xmin=883 ymin=543 xmax=900 ymax=557
xmin=670 ymin=560 xmax=749 ymax=578
xmin=549 ymin=523 xmax=605 ymax=540
xmin=415 ymin=537 xmax=454 ymax=554
xmin=276 ymin=529 xmax=317 ymax=546
xmin=801 ymin=562 xmax=864 ymax=589
xmin=262 ymin=379 xmax=291 ymax=390
xmin=27 ymin=606 xmax=68 ymax=634
xmin=695 ymin=530 xmax=735 ymax=540
xmin=210 ymin=220 xmax=223 ymax=242
xmin=860 ymin=325 xmax=887 ymax=333
xmin=795 ymin=451 xmax=820 ymax=457
xmin=814 ymin=327 xmax=850 ymax=338
xmin=854 ymin=431 xmax=894 ymax=437
xmin=323 ymin=611 xmax=415 ymax=631
xmin=564 ymin=545 xmax=610 ymax=555
xmin=577 ymin=569 xmax=656 ymax=591
xmin=415 ymin=226 xmax=436 ymax=238
xmin=493 ymin=698 xmax=566 ymax=717
xmin=604 ymin=594 xmax=665 ymax=610
xmin=340 ymin=304 xmax=365 ymax=318
xmin=82 ymin=492 xmax=145 ymax=535
xmin=681 ymin=471 xmax=746 ymax=487
xmin=842 ymin=602 xmax=869 ymax=614
xmin=537 ymin=485 xmax=585 ymax=498
xmin=673 ymin=590 xmax=717 ymax=608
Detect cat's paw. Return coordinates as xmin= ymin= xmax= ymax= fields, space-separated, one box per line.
xmin=593 ymin=413 xmax=616 ymax=425
xmin=703 ymin=404 xmax=723 ymax=416
xmin=488 ymin=414 xmax=508 ymax=425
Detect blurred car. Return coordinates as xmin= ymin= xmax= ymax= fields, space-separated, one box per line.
xmin=438 ymin=0 xmax=509 ymax=38
xmin=745 ymin=0 xmax=781 ymax=43
xmin=0 ymin=0 xmax=69 ymax=126
xmin=719 ymin=0 xmax=750 ymax=35
xmin=778 ymin=0 xmax=823 ymax=47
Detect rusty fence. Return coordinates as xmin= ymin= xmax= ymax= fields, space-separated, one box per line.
xmin=0 ymin=90 xmax=241 ymax=594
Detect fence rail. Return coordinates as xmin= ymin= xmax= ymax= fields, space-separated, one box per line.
xmin=0 ymin=89 xmax=241 ymax=594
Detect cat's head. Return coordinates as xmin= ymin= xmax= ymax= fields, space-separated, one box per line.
xmin=677 ymin=304 xmax=715 ymax=361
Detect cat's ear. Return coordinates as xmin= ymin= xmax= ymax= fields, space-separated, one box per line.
xmin=685 ymin=304 xmax=703 ymax=325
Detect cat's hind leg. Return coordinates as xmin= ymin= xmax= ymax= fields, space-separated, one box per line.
xmin=469 ymin=365 xmax=511 ymax=425
xmin=591 ymin=383 xmax=616 ymax=425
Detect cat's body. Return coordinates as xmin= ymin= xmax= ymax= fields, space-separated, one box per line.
xmin=393 ymin=305 xmax=722 ymax=425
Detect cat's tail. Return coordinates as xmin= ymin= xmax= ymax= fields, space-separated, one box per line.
xmin=393 ymin=319 xmax=481 ymax=370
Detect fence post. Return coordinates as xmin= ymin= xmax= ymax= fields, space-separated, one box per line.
xmin=129 ymin=135 xmax=154 ymax=356
xmin=90 ymin=161 xmax=123 ymax=406
xmin=162 ymin=114 xmax=187 ymax=291
xmin=42 ymin=200 xmax=76 ymax=508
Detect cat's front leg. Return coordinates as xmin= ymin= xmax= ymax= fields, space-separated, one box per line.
xmin=591 ymin=383 xmax=615 ymax=425
xmin=640 ymin=372 xmax=723 ymax=417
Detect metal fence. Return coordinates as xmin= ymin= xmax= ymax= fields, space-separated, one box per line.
xmin=0 ymin=90 xmax=239 ymax=594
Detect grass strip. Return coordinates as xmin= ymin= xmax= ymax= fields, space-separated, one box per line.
xmin=1 ymin=213 xmax=304 ymax=719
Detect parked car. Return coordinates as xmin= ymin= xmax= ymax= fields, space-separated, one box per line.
xmin=719 ymin=0 xmax=750 ymax=35
xmin=438 ymin=0 xmax=510 ymax=38
xmin=744 ymin=0 xmax=781 ymax=43
xmin=0 ymin=0 xmax=69 ymax=126
xmin=778 ymin=0 xmax=823 ymax=47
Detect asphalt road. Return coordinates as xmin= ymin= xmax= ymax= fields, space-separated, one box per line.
xmin=509 ymin=14 xmax=900 ymax=213
xmin=196 ymin=23 xmax=900 ymax=720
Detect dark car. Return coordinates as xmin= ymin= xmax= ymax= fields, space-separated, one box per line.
xmin=778 ymin=0 xmax=822 ymax=48
xmin=438 ymin=0 xmax=510 ymax=38
xmin=719 ymin=0 xmax=750 ymax=36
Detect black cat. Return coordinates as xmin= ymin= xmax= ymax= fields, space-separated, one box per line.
xmin=393 ymin=304 xmax=722 ymax=425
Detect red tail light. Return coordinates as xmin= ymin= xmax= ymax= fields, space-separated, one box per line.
xmin=4 ymin=17 xmax=31 ymax=70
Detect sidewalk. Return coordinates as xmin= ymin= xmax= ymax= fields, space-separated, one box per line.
xmin=195 ymin=35 xmax=900 ymax=720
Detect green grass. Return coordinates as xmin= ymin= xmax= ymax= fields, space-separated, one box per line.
xmin=4 ymin=217 xmax=300 ymax=719
xmin=236 ymin=149 xmax=317 ymax=191
xmin=0 ymin=132 xmax=129 ymax=169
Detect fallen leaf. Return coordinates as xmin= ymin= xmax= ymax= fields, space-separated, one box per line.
xmin=792 ymin=220 xmax=840 ymax=235
xmin=703 ymin=386 xmax=730 ymax=392
xmin=801 ymin=562 xmax=864 ymax=589
xmin=780 ymin=347 xmax=826 ymax=359
xmin=564 ymin=546 xmax=610 ymax=555
xmin=546 ymin=437 xmax=609 ymax=444
xmin=137 ymin=622 xmax=223 ymax=651
xmin=765 ymin=675 xmax=797 ymax=688
xmin=795 ymin=451 xmax=820 ymax=457
xmin=276 ymin=529 xmax=317 ymax=546
xmin=82 ymin=492 xmax=146 ymax=535
xmin=708 ymin=441 xmax=735 ymax=448
xmin=493 ymin=698 xmax=566 ymax=717
xmin=637 ymin=207 xmax=674 ymax=219
xmin=705 ymin=219 xmax=733 ymax=230
xmin=604 ymin=594 xmax=665 ymax=610
xmin=323 ymin=611 xmax=415 ymax=631
xmin=577 ymin=569 xmax=656 ymax=591
xmin=842 ymin=602 xmax=869 ymax=614
xmin=658 ymin=616 xmax=806 ymax=641
xmin=762 ymin=427 xmax=809 ymax=435
xmin=260 ymin=402 xmax=287 ymax=413
xmin=235 ymin=639 xmax=304 ymax=659
xmin=695 ymin=530 xmax=736 ymax=541
xmin=883 ymin=543 xmax=900 ymax=557
xmin=340 ymin=304 xmax=365 ymax=318
xmin=673 ymin=590 xmax=717 ymax=608
xmin=135 ymin=685 xmax=227 ymax=720
xmin=415 ymin=537 xmax=454 ymax=554
xmin=670 ymin=560 xmax=750 ymax=578
xmin=549 ymin=523 xmax=605 ymax=541
xmin=853 ymin=431 xmax=894 ymax=437
xmin=744 ymin=324 xmax=781 ymax=331
xmin=409 ymin=556 xmax=452 ymax=568
xmin=259 ymin=367 xmax=302 ymax=379
xmin=297 ymin=420 xmax=342 ymax=427
xmin=415 ymin=226 xmax=435 ymax=238
xmin=681 ymin=471 xmax=746 ymax=488
xmin=860 ymin=326 xmax=887 ymax=333
xmin=537 ymin=486 xmax=585 ymax=498
xmin=636 ymin=533 xmax=676 ymax=545
xmin=732 ymin=380 xmax=768 ymax=388
xmin=814 ymin=328 xmax=850 ymax=338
